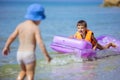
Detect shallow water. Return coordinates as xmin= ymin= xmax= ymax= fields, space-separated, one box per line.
xmin=0 ymin=0 xmax=120 ymax=80
xmin=0 ymin=53 xmax=120 ymax=80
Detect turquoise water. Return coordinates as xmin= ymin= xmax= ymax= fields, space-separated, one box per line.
xmin=0 ymin=0 xmax=120 ymax=80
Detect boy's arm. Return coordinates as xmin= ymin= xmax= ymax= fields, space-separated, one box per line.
xmin=91 ymin=33 xmax=98 ymax=50
xmin=35 ymin=28 xmax=51 ymax=62
xmin=2 ymin=27 xmax=19 ymax=56
xmin=69 ymin=33 xmax=76 ymax=39
xmin=69 ymin=35 xmax=75 ymax=39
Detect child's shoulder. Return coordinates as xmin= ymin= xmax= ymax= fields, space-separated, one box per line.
xmin=87 ymin=29 xmax=94 ymax=33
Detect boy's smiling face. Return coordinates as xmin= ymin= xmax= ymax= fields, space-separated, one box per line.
xmin=77 ymin=25 xmax=87 ymax=35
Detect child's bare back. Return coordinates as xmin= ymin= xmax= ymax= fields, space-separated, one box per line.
xmin=17 ymin=20 xmax=39 ymax=52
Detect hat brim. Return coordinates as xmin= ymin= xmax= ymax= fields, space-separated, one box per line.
xmin=25 ymin=14 xmax=46 ymax=21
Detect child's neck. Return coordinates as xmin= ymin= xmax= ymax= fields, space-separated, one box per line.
xmin=33 ymin=21 xmax=40 ymax=25
xmin=81 ymin=31 xmax=87 ymax=39
xmin=26 ymin=20 xmax=40 ymax=25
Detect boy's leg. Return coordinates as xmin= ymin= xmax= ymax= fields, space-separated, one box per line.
xmin=26 ymin=61 xmax=36 ymax=80
xmin=97 ymin=43 xmax=116 ymax=50
xmin=17 ymin=63 xmax=26 ymax=80
xmin=96 ymin=43 xmax=104 ymax=50
xmin=104 ymin=43 xmax=116 ymax=49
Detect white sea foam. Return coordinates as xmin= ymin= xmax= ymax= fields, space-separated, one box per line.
xmin=50 ymin=54 xmax=83 ymax=66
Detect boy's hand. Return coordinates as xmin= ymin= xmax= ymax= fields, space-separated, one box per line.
xmin=2 ymin=47 xmax=10 ymax=56
xmin=46 ymin=56 xmax=52 ymax=63
xmin=93 ymin=46 xmax=97 ymax=50
xmin=92 ymin=43 xmax=97 ymax=50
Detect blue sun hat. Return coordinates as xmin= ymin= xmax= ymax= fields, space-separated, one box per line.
xmin=25 ymin=4 xmax=46 ymax=21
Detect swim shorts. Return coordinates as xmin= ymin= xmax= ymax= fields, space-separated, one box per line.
xmin=17 ymin=51 xmax=36 ymax=64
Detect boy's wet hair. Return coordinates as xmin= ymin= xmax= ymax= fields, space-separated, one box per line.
xmin=77 ymin=20 xmax=87 ymax=27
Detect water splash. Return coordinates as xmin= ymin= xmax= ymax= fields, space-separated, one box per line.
xmin=50 ymin=54 xmax=83 ymax=66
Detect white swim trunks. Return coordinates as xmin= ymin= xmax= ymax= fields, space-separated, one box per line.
xmin=17 ymin=51 xmax=36 ymax=64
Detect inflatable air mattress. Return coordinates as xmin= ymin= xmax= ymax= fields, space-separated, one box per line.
xmin=50 ymin=36 xmax=96 ymax=58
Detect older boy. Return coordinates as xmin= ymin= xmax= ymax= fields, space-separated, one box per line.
xmin=71 ymin=20 xmax=116 ymax=50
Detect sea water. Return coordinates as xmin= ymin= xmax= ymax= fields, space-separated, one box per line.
xmin=0 ymin=0 xmax=120 ymax=80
